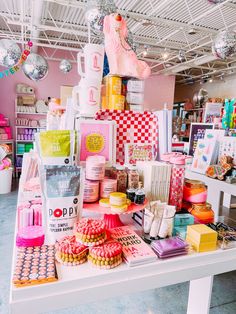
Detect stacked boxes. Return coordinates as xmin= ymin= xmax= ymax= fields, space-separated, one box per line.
xmin=127 ymin=79 xmax=144 ymax=112
xmin=173 ymin=213 xmax=194 ymax=239
xmin=102 ymin=75 xmax=125 ymax=110
xmin=186 ymin=224 xmax=217 ymax=252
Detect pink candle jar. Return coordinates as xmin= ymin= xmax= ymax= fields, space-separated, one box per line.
xmin=100 ymin=178 xmax=117 ymax=198
xmin=183 ymin=180 xmax=207 ymax=204
xmin=86 ymin=155 xmax=105 ymax=181
xmin=83 ymin=180 xmax=99 ymax=203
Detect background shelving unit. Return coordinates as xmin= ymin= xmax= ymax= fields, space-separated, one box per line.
xmin=15 ymin=92 xmax=47 ymax=173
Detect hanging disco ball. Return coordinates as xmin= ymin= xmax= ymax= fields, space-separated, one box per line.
xmin=85 ymin=0 xmax=117 ymax=36
xmin=193 ymin=89 xmax=209 ymax=107
xmin=0 ymin=39 xmax=21 ymax=67
xmin=178 ymin=50 xmax=185 ymax=62
xmin=22 ymin=53 xmax=48 ymax=81
xmin=212 ymin=31 xmax=236 ymax=60
xmin=59 ymin=59 xmax=72 ymax=73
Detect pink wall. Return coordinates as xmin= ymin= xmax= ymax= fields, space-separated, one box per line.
xmin=0 ymin=59 xmax=79 ymax=138
xmin=0 ymin=56 xmax=176 ymax=139
xmin=144 ymin=75 xmax=176 ymax=111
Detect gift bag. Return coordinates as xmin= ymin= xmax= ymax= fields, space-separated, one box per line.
xmin=96 ymin=110 xmax=158 ymax=164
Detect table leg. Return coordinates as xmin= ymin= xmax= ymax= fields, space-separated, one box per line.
xmin=206 ymin=186 xmax=221 ymax=219
xmin=187 ymin=276 xmax=213 ymax=314
xmin=223 ymin=193 xmax=232 ymax=208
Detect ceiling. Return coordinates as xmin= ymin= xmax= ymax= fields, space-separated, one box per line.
xmin=0 ymin=0 xmax=236 ymax=84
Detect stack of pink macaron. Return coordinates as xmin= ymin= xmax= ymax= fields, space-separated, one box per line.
xmin=88 ymin=241 xmax=123 ymax=269
xmin=56 ymin=235 xmax=88 ymax=266
xmin=75 ymin=218 xmax=106 ymax=246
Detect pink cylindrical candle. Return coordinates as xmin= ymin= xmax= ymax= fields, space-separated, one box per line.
xmin=86 ymin=155 xmax=106 ymax=181
xmin=100 ymin=178 xmax=117 ymax=198
xmin=83 ymin=180 xmax=99 ymax=203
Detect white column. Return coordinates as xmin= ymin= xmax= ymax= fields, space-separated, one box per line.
xmin=187 ymin=276 xmax=213 ymax=314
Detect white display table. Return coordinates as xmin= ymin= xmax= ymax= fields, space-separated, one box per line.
xmin=185 ymin=169 xmax=236 ymax=218
xmin=9 ymin=216 xmax=236 ymax=314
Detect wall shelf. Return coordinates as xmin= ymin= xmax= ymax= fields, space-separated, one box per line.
xmin=16 ymin=112 xmax=47 ymax=115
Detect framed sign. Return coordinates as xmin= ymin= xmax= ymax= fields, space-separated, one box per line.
xmin=189 ymin=123 xmax=214 ymax=156
xmin=203 ymin=103 xmax=223 ymax=123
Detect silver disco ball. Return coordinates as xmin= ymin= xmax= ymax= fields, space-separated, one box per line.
xmin=59 ymin=59 xmax=72 ymax=73
xmin=22 ymin=53 xmax=48 ymax=81
xmin=212 ymin=31 xmax=236 ymax=60
xmin=85 ymin=0 xmax=117 ymax=36
xmin=193 ymin=89 xmax=209 ymax=107
xmin=0 ymin=39 xmax=21 ymax=67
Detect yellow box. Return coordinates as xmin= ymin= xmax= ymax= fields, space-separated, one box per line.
xmin=110 ymin=95 xmax=125 ymax=110
xmin=105 ymin=75 xmax=122 ymax=96
xmin=186 ymin=235 xmax=217 ymax=252
xmin=186 ymin=224 xmax=217 ymax=243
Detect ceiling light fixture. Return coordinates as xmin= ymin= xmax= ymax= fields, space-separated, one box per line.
xmin=142 ymin=45 xmax=149 ymax=57
xmin=162 ymin=48 xmax=169 ymax=60
xmin=209 ymin=77 xmax=213 ymax=83
xmin=188 ymin=28 xmax=197 ymax=35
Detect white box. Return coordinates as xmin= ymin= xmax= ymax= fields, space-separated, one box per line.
xmin=127 ymin=92 xmax=144 ymax=105
xmin=127 ymin=80 xmax=145 ymax=93
xmin=129 ymin=104 xmax=143 ymax=112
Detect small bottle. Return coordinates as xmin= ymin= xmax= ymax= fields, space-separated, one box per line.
xmin=126 ymin=188 xmax=136 ymax=203
xmin=116 ymin=165 xmax=127 ymax=193
xmin=128 ymin=165 xmax=139 ymax=189
xmin=134 ymin=182 xmax=145 ymax=205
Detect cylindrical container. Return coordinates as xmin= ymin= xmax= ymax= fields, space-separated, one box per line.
xmin=128 ymin=166 xmax=139 ymax=189
xmin=189 ymin=202 xmax=214 ymax=224
xmin=160 ymin=152 xmax=182 ymax=163
xmin=110 ymin=95 xmax=125 ymax=110
xmin=169 ymin=156 xmax=186 ymax=212
xmin=126 ymin=188 xmax=136 ymax=203
xmin=134 ymin=182 xmax=145 ymax=205
xmin=0 ymin=168 xmax=13 ymax=194
xmin=83 ymin=180 xmax=99 ymax=203
xmin=100 ymin=178 xmax=117 ymax=198
xmin=183 ymin=179 xmax=207 ymax=204
xmin=116 ymin=165 xmax=127 ymax=193
xmin=86 ymin=155 xmax=105 ymax=181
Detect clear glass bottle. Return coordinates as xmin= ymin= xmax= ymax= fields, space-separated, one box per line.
xmin=116 ymin=165 xmax=127 ymax=193
xmin=128 ymin=165 xmax=139 ymax=189
xmin=134 ymin=182 xmax=145 ymax=205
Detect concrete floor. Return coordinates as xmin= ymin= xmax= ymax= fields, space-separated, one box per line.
xmin=1 ymin=179 xmax=236 ymax=314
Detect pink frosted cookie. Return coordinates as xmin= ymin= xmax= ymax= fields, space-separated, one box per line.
xmin=75 ymin=218 xmax=106 ymax=246
xmin=55 ymin=235 xmax=88 ymax=266
xmin=88 ymin=241 xmax=123 ymax=269
xmin=16 ymin=226 xmax=45 ymax=247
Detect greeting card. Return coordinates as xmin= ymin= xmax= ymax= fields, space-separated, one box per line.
xmin=124 ymin=143 xmax=154 ymax=165
xmin=79 ymin=120 xmax=116 ymax=166
xmin=219 ymin=137 xmax=236 ymax=166
xmin=191 ymin=139 xmax=217 ymax=174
